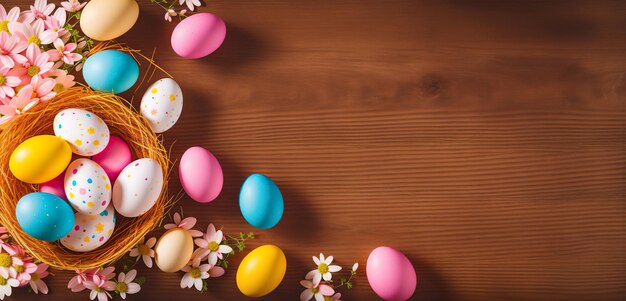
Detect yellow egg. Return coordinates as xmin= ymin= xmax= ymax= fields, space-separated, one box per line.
xmin=236 ymin=245 xmax=287 ymax=297
xmin=10 ymin=135 xmax=71 ymax=184
xmin=154 ymin=228 xmax=193 ymax=273
xmin=79 ymin=0 xmax=139 ymax=41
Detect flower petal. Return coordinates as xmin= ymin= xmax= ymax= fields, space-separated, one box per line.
xmin=300 ymin=289 xmax=314 ymax=301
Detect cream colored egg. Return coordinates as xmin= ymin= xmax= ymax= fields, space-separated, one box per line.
xmin=54 ymin=108 xmax=110 ymax=156
xmin=112 ymin=158 xmax=163 ymax=217
xmin=64 ymin=158 xmax=112 ymax=215
xmin=154 ymin=228 xmax=194 ymax=273
xmin=140 ymin=78 xmax=183 ymax=133
xmin=61 ymin=204 xmax=116 ymax=252
xmin=79 ymin=0 xmax=139 ymax=41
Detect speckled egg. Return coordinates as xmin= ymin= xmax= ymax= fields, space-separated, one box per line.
xmin=54 ymin=108 xmax=110 ymax=156
xmin=64 ymin=158 xmax=112 ymax=215
xmin=113 ymin=158 xmax=164 ymax=217
xmin=140 ymin=78 xmax=183 ymax=133
xmin=16 ymin=192 xmax=75 ymax=241
xmin=61 ymin=204 xmax=116 ymax=252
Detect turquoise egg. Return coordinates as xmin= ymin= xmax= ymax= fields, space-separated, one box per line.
xmin=16 ymin=192 xmax=75 ymax=241
xmin=82 ymin=50 xmax=139 ymax=94
xmin=239 ymin=174 xmax=284 ymax=229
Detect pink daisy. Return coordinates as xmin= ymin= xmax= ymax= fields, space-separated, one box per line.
xmin=0 ymin=31 xmax=27 ymax=68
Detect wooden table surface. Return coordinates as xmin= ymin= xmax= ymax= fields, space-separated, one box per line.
xmin=6 ymin=0 xmax=626 ymax=300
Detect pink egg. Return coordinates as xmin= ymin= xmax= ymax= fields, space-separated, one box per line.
xmin=92 ymin=136 xmax=132 ymax=183
xmin=39 ymin=172 xmax=66 ymax=199
xmin=179 ymin=147 xmax=223 ymax=203
xmin=366 ymin=246 xmax=417 ymax=301
xmin=171 ymin=13 xmax=226 ymax=59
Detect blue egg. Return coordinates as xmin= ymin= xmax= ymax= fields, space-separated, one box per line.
xmin=239 ymin=174 xmax=284 ymax=229
xmin=16 ymin=192 xmax=75 ymax=241
xmin=82 ymin=50 xmax=139 ymax=94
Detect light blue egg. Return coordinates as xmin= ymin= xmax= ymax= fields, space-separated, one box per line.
xmin=16 ymin=192 xmax=75 ymax=241
xmin=239 ymin=174 xmax=284 ymax=229
xmin=82 ymin=50 xmax=139 ymax=94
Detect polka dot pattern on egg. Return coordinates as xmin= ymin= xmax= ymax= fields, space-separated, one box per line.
xmin=61 ymin=203 xmax=116 ymax=252
xmin=140 ymin=78 xmax=183 ymax=133
xmin=54 ymin=108 xmax=110 ymax=156
xmin=64 ymin=158 xmax=112 ymax=215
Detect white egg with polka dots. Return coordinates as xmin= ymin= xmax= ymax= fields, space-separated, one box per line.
xmin=140 ymin=78 xmax=183 ymax=133
xmin=61 ymin=203 xmax=116 ymax=252
xmin=54 ymin=108 xmax=110 ymax=156
xmin=113 ymin=158 xmax=164 ymax=217
xmin=64 ymin=158 xmax=112 ymax=215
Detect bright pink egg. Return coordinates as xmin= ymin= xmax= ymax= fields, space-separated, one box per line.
xmin=367 ymin=246 xmax=417 ymax=301
xmin=91 ymin=136 xmax=132 ymax=183
xmin=39 ymin=172 xmax=66 ymax=200
xmin=171 ymin=13 xmax=226 ymax=59
xmin=179 ymin=146 xmax=223 ymax=203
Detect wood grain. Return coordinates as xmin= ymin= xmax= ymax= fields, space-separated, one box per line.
xmin=5 ymin=0 xmax=626 ymax=300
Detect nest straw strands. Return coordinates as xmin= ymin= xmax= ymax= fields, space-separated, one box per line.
xmin=0 ymin=86 xmax=172 ymax=270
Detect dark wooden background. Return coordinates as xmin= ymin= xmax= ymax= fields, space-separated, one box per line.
xmin=6 ymin=0 xmax=626 ymax=300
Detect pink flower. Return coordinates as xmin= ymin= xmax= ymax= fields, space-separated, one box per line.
xmin=47 ymin=39 xmax=81 ymax=65
xmin=68 ymin=268 xmax=99 ymax=292
xmin=22 ymin=0 xmax=56 ymax=23
xmin=328 ymin=293 xmax=342 ymax=301
xmin=179 ymin=0 xmax=202 ymax=11
xmin=300 ymin=280 xmax=335 ymax=301
xmin=0 ymin=248 xmax=20 ymax=279
xmin=61 ymin=0 xmax=87 ymax=13
xmin=193 ymin=224 xmax=233 ymax=265
xmin=129 ymin=237 xmax=156 ymax=268
xmin=0 ymin=31 xmax=27 ymax=68
xmin=44 ymin=8 xmax=68 ymax=38
xmin=50 ymin=69 xmax=75 ymax=93
xmin=0 ymin=66 xmax=19 ymax=98
xmin=15 ymin=19 xmax=56 ymax=46
xmin=164 ymin=9 xmax=176 ymax=22
xmin=0 ymin=85 xmax=37 ymax=125
xmin=0 ymin=227 xmax=8 ymax=241
xmin=115 ymin=269 xmax=141 ymax=299
xmin=2 ymin=244 xmax=37 ymax=286
xmin=0 ymin=4 xmax=20 ymax=33
xmin=84 ymin=274 xmax=115 ymax=301
xmin=180 ymin=259 xmax=224 ymax=291
xmin=30 ymin=75 xmax=56 ymax=102
xmin=23 ymin=43 xmax=53 ymax=78
xmin=164 ymin=212 xmax=203 ymax=237
xmin=28 ymin=263 xmax=49 ymax=294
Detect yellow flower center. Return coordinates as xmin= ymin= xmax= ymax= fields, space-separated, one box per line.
xmin=208 ymin=241 xmax=219 ymax=252
xmin=311 ymin=287 xmax=319 ymax=294
xmin=95 ymin=286 xmax=104 ymax=292
xmin=116 ymin=282 xmax=128 ymax=293
xmin=53 ymin=83 xmax=65 ymax=93
xmin=27 ymin=65 xmax=40 ymax=76
xmin=324 ymin=297 xmax=334 ymax=301
xmin=31 ymin=273 xmax=40 ymax=281
xmin=0 ymin=21 xmax=8 ymax=33
xmin=27 ymin=35 xmax=40 ymax=45
xmin=318 ymin=263 xmax=329 ymax=274
xmin=138 ymin=244 xmax=149 ymax=255
xmin=14 ymin=265 xmax=24 ymax=273
xmin=189 ymin=267 xmax=201 ymax=279
xmin=0 ymin=253 xmax=11 ymax=268
xmin=0 ymin=276 xmax=6 ymax=286
xmin=0 ymin=74 xmax=5 ymax=86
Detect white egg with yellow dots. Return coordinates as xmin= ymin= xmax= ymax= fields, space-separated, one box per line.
xmin=61 ymin=204 xmax=116 ymax=252
xmin=140 ymin=78 xmax=183 ymax=133
xmin=53 ymin=108 xmax=110 ymax=156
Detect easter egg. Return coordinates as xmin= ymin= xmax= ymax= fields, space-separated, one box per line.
xmin=140 ymin=78 xmax=183 ymax=133
xmin=61 ymin=204 xmax=116 ymax=252
xmin=79 ymin=0 xmax=139 ymax=41
xmin=82 ymin=50 xmax=139 ymax=94
xmin=171 ymin=13 xmax=226 ymax=59
xmin=154 ymin=228 xmax=194 ymax=273
xmin=16 ymin=192 xmax=74 ymax=241
xmin=239 ymin=174 xmax=284 ymax=229
xmin=92 ymin=136 xmax=133 ymax=183
xmin=236 ymin=244 xmax=287 ymax=297
xmin=366 ymin=246 xmax=417 ymax=301
xmin=179 ymin=147 xmax=223 ymax=203
xmin=113 ymin=158 xmax=164 ymax=217
xmin=39 ymin=172 xmax=66 ymax=200
xmin=64 ymin=158 xmax=112 ymax=215
xmin=9 ymin=135 xmax=72 ymax=184
xmin=54 ymin=108 xmax=110 ymax=156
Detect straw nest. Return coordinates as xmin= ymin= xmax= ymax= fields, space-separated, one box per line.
xmin=0 ymin=86 xmax=171 ymax=270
